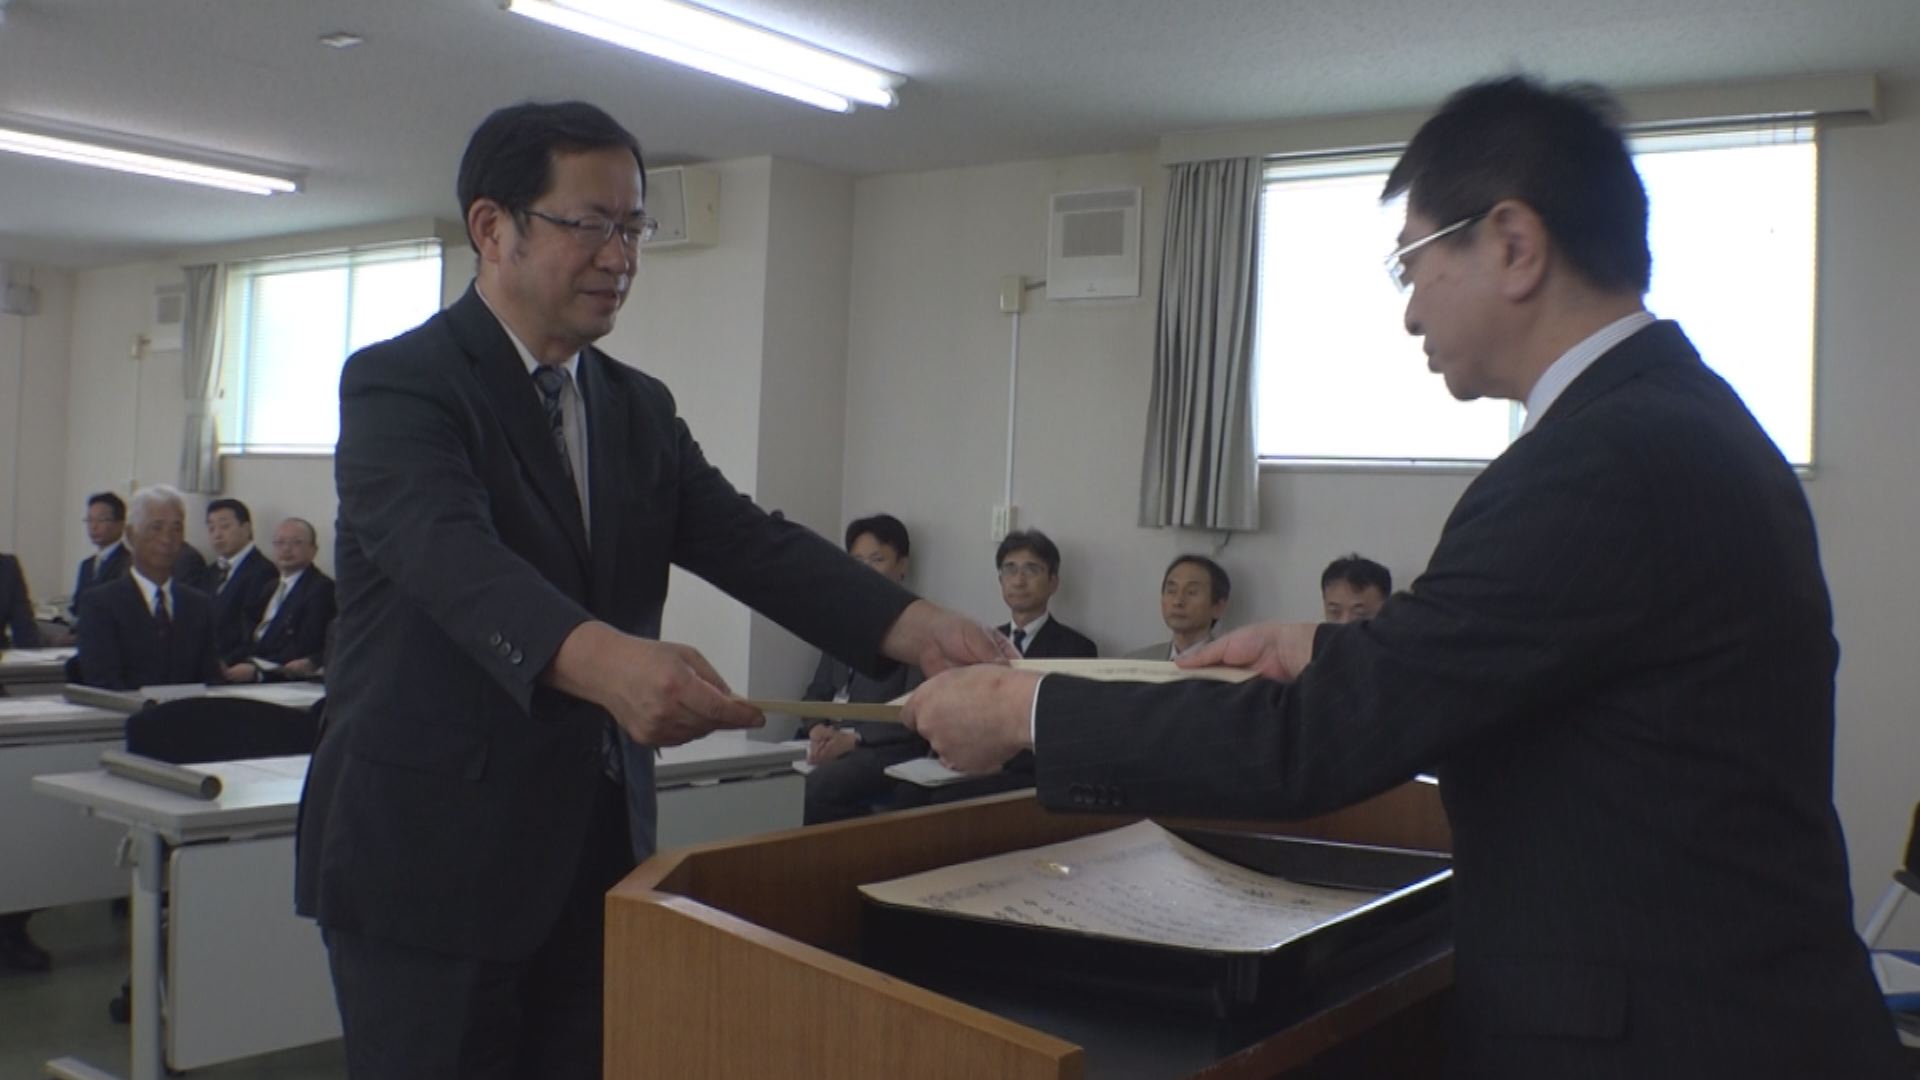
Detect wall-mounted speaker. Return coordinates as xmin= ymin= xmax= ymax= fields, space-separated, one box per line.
xmin=643 ymin=166 xmax=721 ymax=250
xmin=1046 ymin=187 xmax=1141 ymax=300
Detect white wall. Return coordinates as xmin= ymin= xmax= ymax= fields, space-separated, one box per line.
xmin=841 ymin=89 xmax=1920 ymax=938
xmin=0 ymin=264 xmax=74 ymax=603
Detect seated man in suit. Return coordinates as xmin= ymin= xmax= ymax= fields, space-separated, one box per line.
xmin=70 ymin=491 xmax=130 ymax=623
xmin=204 ymin=498 xmax=277 ymax=665
xmin=994 ymin=529 xmax=1097 ymax=660
xmin=802 ymin=514 xmax=929 ymax=825
xmin=227 ymin=518 xmax=336 ymax=683
xmin=75 ymin=484 xmax=223 ymax=690
xmin=1124 ymin=554 xmax=1231 ymax=661
xmin=0 ymin=551 xmax=39 ymax=649
xmin=1320 ymin=553 xmax=1390 ymax=624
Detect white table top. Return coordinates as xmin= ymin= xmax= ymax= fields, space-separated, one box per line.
xmin=0 ymin=647 xmax=77 ymax=684
xmin=66 ymin=681 xmax=327 ymax=716
xmin=0 ymin=696 xmax=124 ymax=747
xmin=34 ymin=732 xmax=804 ymax=844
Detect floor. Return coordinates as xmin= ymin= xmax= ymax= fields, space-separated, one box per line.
xmin=0 ymin=901 xmax=344 ymax=1079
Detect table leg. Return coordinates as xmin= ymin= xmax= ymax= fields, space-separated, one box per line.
xmin=128 ymin=828 xmax=164 ymax=1080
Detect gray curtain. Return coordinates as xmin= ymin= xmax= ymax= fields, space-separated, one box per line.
xmin=1139 ymin=157 xmax=1261 ymax=531
xmin=177 ymin=263 xmax=225 ymax=494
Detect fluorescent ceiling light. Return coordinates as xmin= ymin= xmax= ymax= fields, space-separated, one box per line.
xmin=0 ymin=123 xmax=301 ymax=196
xmin=506 ymin=0 xmax=901 ymax=114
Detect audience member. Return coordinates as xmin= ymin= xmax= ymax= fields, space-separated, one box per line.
xmin=70 ymin=491 xmax=129 ymax=620
xmin=994 ymin=529 xmax=1097 ymax=660
xmin=227 ymin=518 xmax=336 ymax=682
xmin=1125 ymin=555 xmax=1230 ymax=660
xmin=0 ymin=551 xmax=39 ymax=649
xmin=1321 ymin=553 xmax=1390 ymax=623
xmin=205 ymin=498 xmax=276 ymax=664
xmin=75 ymin=485 xmax=223 ymax=690
xmin=802 ymin=514 xmax=929 ymax=825
xmin=172 ymin=540 xmax=213 ymax=593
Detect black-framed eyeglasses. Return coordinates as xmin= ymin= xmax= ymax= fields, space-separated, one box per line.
xmin=524 ymin=208 xmax=658 ymax=249
xmin=1384 ymin=211 xmax=1488 ymax=292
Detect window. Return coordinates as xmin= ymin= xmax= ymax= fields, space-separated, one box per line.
xmin=1253 ymin=126 xmax=1818 ymax=467
xmin=218 ymin=240 xmax=444 ymax=454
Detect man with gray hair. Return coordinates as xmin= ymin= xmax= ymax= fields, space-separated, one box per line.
xmin=75 ymin=484 xmax=223 ymax=690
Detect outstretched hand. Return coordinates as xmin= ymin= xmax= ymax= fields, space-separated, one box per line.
xmin=1178 ymin=621 xmax=1317 ymax=682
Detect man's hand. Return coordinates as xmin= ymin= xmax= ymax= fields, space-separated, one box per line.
xmin=880 ymin=599 xmax=1017 ymax=676
xmin=546 ymin=622 xmax=763 ymax=747
xmin=806 ymin=724 xmax=858 ymax=766
xmin=1179 ymin=622 xmax=1318 ymax=682
xmin=281 ymin=657 xmax=318 ymax=679
xmin=224 ymin=662 xmax=258 ymax=684
xmin=902 ymin=666 xmax=1042 ymax=774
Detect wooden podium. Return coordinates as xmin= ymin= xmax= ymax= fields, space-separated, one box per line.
xmin=606 ymin=782 xmax=1453 ymax=1079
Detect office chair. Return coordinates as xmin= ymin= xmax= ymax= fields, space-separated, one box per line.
xmin=1861 ymin=800 xmax=1920 ymax=1050
xmin=108 ymin=695 xmax=323 ymax=1026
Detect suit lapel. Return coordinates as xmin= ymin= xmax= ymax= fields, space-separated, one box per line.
xmin=1532 ymin=321 xmax=1689 ymax=433
xmin=578 ymin=351 xmax=624 ymax=615
xmin=446 ymin=289 xmax=591 ymax=573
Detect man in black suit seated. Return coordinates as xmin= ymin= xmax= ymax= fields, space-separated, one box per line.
xmin=1319 ymin=552 xmax=1390 ymax=624
xmin=70 ymin=491 xmax=130 ymax=622
xmin=801 ymin=514 xmax=928 ymax=824
xmin=909 ymin=77 xmax=1908 ymax=1079
xmin=0 ymin=551 xmax=38 ymax=649
xmin=204 ymin=498 xmax=276 ymax=665
xmin=226 ymin=518 xmax=335 ymax=683
xmin=75 ymin=484 xmax=223 ymax=690
xmin=993 ymin=529 xmax=1097 ymax=661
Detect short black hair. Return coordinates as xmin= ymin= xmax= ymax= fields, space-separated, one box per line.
xmin=457 ymin=101 xmax=647 ymax=254
xmin=87 ymin=492 xmax=126 ymax=521
xmin=1321 ymin=553 xmax=1392 ymax=596
xmin=844 ymin=514 xmax=910 ymax=559
xmin=1164 ymin=554 xmax=1231 ymax=603
xmin=1383 ymin=75 xmax=1651 ymax=294
xmin=996 ymin=530 xmax=1061 ymax=576
xmin=206 ymin=498 xmax=251 ymax=526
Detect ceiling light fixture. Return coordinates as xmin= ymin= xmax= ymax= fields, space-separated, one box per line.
xmin=504 ymin=0 xmax=900 ymax=114
xmin=0 ymin=119 xmax=302 ymax=196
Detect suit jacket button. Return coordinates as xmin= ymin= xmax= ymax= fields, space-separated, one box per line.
xmin=488 ymin=632 xmax=503 ymax=647
xmin=509 ymin=649 xmax=524 ymax=665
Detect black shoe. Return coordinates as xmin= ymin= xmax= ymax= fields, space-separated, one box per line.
xmin=0 ymin=930 xmax=51 ymax=973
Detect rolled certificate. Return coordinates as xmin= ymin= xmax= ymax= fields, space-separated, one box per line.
xmin=100 ymin=749 xmax=223 ymax=800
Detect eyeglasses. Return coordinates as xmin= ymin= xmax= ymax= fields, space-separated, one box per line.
xmin=524 ymin=208 xmax=659 ymax=249
xmin=1384 ymin=211 xmax=1488 ymax=292
xmin=998 ymin=562 xmax=1049 ymax=581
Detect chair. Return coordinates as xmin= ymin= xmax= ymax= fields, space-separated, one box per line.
xmin=108 ymin=694 xmax=323 ymax=1025
xmin=1861 ymin=801 xmax=1920 ymax=1049
xmin=125 ymin=695 xmax=320 ymax=764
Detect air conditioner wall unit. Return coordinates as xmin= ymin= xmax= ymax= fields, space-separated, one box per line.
xmin=1046 ymin=187 xmax=1141 ymax=300
xmin=644 ymin=166 xmax=721 ymax=249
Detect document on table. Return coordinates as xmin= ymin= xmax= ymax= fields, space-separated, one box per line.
xmin=883 ymin=756 xmax=975 ymax=787
xmin=859 ymin=820 xmax=1378 ymax=953
xmin=0 ymin=698 xmax=106 ymax=721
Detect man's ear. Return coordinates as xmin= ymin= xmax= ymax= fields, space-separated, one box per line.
xmin=468 ymin=199 xmax=511 ymax=266
xmin=1486 ymin=199 xmax=1550 ymax=301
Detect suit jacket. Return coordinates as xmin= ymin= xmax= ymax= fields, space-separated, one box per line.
xmin=74 ymin=574 xmax=223 ymax=690
xmin=0 ymin=553 xmax=40 ymax=648
xmin=211 ymin=547 xmax=277 ymax=664
xmin=1033 ymin=323 xmax=1904 ymax=1079
xmin=296 ymin=286 xmax=916 ymax=963
xmin=802 ymin=652 xmax=924 ymax=748
xmin=1122 ymin=630 xmax=1215 ymax=662
xmin=245 ymin=567 xmax=336 ymax=666
xmin=999 ymin=616 xmax=1097 ymax=660
xmin=71 ymin=543 xmax=129 ymax=617
xmin=172 ymin=543 xmax=212 ymax=593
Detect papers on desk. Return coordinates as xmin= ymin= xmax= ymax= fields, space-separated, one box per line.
xmin=860 ymin=820 xmax=1379 ymax=953
xmin=883 ymin=756 xmax=975 ymax=788
xmin=0 ymin=646 xmax=78 ymax=663
xmin=0 ymin=698 xmax=106 ymax=721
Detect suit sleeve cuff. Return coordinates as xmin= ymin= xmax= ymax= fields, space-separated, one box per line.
xmin=1028 ymin=673 xmax=1048 ymax=747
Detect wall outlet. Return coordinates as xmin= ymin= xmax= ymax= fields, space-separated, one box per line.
xmin=990 ymin=504 xmax=1016 ymax=540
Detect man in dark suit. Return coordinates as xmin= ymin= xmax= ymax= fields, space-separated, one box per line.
xmin=294 ymin=101 xmax=1005 ymax=1080
xmin=993 ymin=529 xmax=1097 ymax=660
xmin=227 ymin=518 xmax=335 ymax=683
xmin=1319 ymin=552 xmax=1389 ymax=624
xmin=801 ymin=514 xmax=928 ymax=825
xmin=0 ymin=552 xmax=38 ymax=649
xmin=204 ymin=498 xmax=276 ymax=664
xmin=70 ymin=491 xmax=129 ymax=620
xmin=908 ymin=77 xmax=1906 ymax=1079
xmin=75 ymin=485 xmax=223 ymax=691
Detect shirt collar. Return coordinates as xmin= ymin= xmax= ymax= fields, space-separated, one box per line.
xmin=1521 ymin=311 xmax=1657 ymax=434
xmin=475 ymin=284 xmax=580 ymax=382
xmin=1009 ymin=611 xmax=1051 ymax=650
xmin=129 ymin=567 xmax=169 ymax=612
xmin=277 ymin=567 xmax=307 ymax=589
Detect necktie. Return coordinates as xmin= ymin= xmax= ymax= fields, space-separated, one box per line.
xmin=531 ymin=366 xmax=574 ymax=481
xmin=153 ymin=587 xmax=171 ymax=633
xmin=1011 ymin=627 xmax=1027 ymax=654
xmin=211 ymin=559 xmax=231 ymax=593
xmin=256 ymin=579 xmax=289 ymax=641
